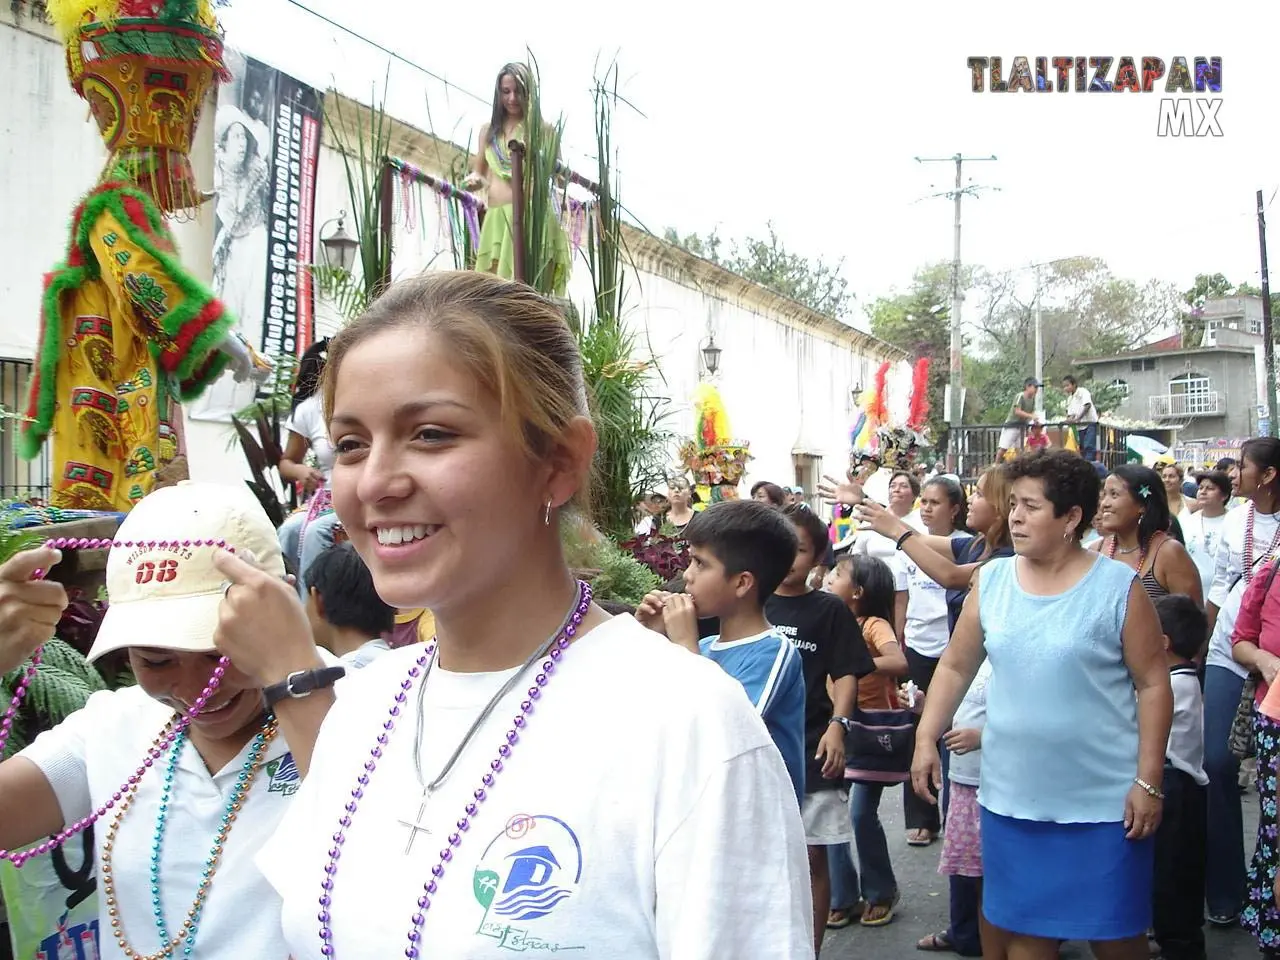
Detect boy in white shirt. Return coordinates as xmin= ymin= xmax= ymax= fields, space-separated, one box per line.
xmin=0 ymin=481 xmax=334 ymax=960
xmin=1151 ymin=594 xmax=1209 ymax=960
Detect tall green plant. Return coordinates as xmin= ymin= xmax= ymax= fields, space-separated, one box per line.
xmin=520 ymin=55 xmax=568 ymax=297
xmin=571 ymin=63 xmax=672 ymax=539
xmin=322 ymin=81 xmax=395 ymax=319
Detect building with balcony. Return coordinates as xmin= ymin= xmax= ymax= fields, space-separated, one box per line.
xmin=1075 ymin=298 xmax=1265 ymax=442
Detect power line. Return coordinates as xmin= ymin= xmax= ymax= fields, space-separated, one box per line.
xmin=280 ymin=0 xmax=488 ymax=107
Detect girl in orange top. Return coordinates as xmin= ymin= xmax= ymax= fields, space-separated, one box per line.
xmin=825 ymin=553 xmax=909 ymax=928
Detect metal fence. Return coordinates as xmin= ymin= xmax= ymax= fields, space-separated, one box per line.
xmin=949 ymin=422 xmax=1133 ymax=486
xmin=0 ymin=358 xmax=50 ymax=500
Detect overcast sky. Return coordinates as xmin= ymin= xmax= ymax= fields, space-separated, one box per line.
xmin=222 ymin=0 xmax=1278 ymax=318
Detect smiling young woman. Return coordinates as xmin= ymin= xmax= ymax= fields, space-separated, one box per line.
xmin=255 ymin=271 xmax=811 ymax=958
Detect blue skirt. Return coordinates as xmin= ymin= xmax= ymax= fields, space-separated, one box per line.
xmin=981 ymin=807 xmax=1153 ymax=941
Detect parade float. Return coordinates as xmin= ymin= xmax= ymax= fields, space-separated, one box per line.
xmin=677 ymin=383 xmax=752 ymax=507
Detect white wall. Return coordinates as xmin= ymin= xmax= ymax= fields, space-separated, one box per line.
xmin=1 ymin=14 xmax=905 ymax=502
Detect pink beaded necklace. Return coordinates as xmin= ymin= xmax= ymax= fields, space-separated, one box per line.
xmin=1243 ymin=503 xmax=1280 ymax=583
xmin=0 ymin=537 xmax=238 ymax=868
xmin=316 ymin=581 xmax=592 ymax=959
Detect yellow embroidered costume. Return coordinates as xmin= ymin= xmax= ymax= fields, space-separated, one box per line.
xmin=21 ymin=0 xmax=268 ymax=511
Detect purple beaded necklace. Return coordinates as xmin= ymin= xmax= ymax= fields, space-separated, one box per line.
xmin=0 ymin=537 xmax=238 ymax=868
xmin=317 ymin=580 xmax=592 ymax=959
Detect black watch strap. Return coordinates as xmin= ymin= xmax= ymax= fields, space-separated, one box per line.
xmin=262 ymin=666 xmax=346 ymax=711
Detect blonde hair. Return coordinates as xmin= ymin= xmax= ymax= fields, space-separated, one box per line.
xmin=976 ymin=463 xmax=1013 ymax=558
xmin=322 ymin=271 xmax=591 ymax=509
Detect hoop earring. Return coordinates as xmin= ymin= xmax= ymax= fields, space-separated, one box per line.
xmin=543 ymin=500 xmax=552 ymax=526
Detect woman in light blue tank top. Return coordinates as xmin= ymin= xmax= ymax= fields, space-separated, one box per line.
xmin=909 ymin=450 xmax=1174 ymax=958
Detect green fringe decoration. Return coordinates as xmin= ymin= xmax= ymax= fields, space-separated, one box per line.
xmin=19 ymin=177 xmax=233 ymax=461
xmin=91 ymin=23 xmax=212 ymax=62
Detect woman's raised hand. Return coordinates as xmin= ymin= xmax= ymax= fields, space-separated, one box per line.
xmin=817 ymin=474 xmax=862 ymax=506
xmin=855 ymin=499 xmax=908 ymax=540
xmin=0 ymin=548 xmax=68 ymax=675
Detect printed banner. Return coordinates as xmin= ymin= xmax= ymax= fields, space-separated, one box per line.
xmin=0 ymin=832 xmax=99 ymax=960
xmin=191 ymin=51 xmax=323 ymax=421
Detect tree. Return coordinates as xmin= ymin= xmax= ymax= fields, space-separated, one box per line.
xmin=663 ymin=223 xmax=852 ymax=319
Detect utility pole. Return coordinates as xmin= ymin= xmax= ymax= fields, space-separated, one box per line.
xmin=915 ymin=153 xmax=998 ymax=470
xmin=1260 ymin=189 xmax=1278 ymax=438
xmin=1034 ymin=264 xmax=1044 ymax=418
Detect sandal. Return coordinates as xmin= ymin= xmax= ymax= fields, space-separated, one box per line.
xmin=826 ymin=909 xmax=854 ymax=930
xmin=906 ymin=828 xmax=936 ymax=846
xmin=861 ymin=893 xmax=899 ymax=927
xmin=917 ymin=931 xmax=955 ymax=952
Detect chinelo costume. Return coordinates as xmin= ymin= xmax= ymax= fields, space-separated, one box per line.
xmin=20 ymin=0 xmax=270 ymax=512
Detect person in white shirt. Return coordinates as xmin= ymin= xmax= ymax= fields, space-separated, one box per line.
xmin=217 ymin=271 xmax=813 ymax=959
xmin=304 ymin=541 xmax=395 ymax=669
xmin=277 ymin=339 xmax=341 ymax=595
xmin=1180 ymin=470 xmax=1232 ymax=600
xmin=1062 ymin=375 xmax=1099 ymax=462
xmin=898 ymin=477 xmax=970 ymax=847
xmin=0 ymin=481 xmax=336 ymax=960
xmin=1204 ymin=438 xmax=1280 ymax=925
xmin=854 ymin=470 xmax=923 ymax=632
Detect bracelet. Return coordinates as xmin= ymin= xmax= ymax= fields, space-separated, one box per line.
xmin=1134 ymin=777 xmax=1165 ymax=800
xmin=895 ymin=530 xmax=915 ymax=551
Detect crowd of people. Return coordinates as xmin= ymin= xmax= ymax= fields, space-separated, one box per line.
xmin=3 ymin=268 xmax=1280 ymax=959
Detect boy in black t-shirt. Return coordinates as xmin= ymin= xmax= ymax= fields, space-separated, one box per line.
xmin=766 ymin=505 xmax=876 ymax=956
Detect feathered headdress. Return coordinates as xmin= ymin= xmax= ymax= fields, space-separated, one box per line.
xmin=907 ymin=358 xmax=930 ymax=431
xmin=46 ymin=0 xmax=233 ymax=212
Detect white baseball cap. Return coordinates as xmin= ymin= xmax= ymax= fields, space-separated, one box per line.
xmin=87 ymin=481 xmax=286 ymax=662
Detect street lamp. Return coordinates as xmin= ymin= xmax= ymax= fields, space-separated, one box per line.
xmin=319 ymin=212 xmax=360 ymax=274
xmin=701 ymin=334 xmax=722 ymax=377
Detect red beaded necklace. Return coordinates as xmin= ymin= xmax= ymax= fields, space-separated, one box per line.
xmin=1243 ymin=502 xmax=1280 ymax=583
xmin=0 ymin=537 xmax=237 ymax=867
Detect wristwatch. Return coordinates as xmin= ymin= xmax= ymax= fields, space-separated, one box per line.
xmin=829 ymin=716 xmax=853 ymax=732
xmin=262 ymin=666 xmax=346 ymax=712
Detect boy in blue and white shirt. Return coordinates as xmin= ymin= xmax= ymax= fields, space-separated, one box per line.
xmin=638 ymin=499 xmax=807 ymax=804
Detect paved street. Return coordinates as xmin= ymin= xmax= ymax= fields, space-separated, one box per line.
xmin=823 ymin=787 xmax=1260 ymax=959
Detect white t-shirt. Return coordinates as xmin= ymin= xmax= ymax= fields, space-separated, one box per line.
xmin=1168 ymin=667 xmax=1208 ymax=786
xmin=853 ymin=510 xmax=922 ymax=592
xmin=256 ymin=614 xmax=812 ymax=959
xmin=1180 ymin=510 xmax=1227 ymax=600
xmin=1208 ymin=501 xmax=1280 ymax=610
xmin=18 ymin=686 xmax=297 ymax=960
xmin=1206 ymin=572 xmax=1251 ymax=678
xmin=286 ymin=395 xmax=335 ymax=481
xmin=901 ymin=530 xmax=969 ymax=659
xmin=949 ymin=659 xmax=992 ymax=787
xmin=1066 ymin=387 xmax=1098 ymax=424
xmin=340 ymin=637 xmax=393 ymax=670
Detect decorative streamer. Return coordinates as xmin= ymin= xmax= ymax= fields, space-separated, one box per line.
xmin=907 ymin=358 xmax=931 ymax=430
xmin=868 ymin=361 xmax=891 ymax=426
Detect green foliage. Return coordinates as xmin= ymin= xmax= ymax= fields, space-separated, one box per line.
xmin=325 ymin=79 xmax=394 ymax=314
xmin=664 ymin=223 xmax=851 ymax=319
xmin=570 ymin=62 xmax=672 ymax=540
xmin=560 ymin=520 xmax=659 ymax=607
xmin=520 ymin=55 xmax=568 ymax=298
xmin=0 ymin=638 xmax=107 ymax=760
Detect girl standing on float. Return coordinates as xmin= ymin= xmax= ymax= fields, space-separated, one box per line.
xmin=1204 ymin=437 xmax=1280 ymax=927
xmin=245 ymin=271 xmax=811 ymax=958
xmin=463 ymin=63 xmax=572 ymax=295
xmin=0 ymin=482 xmax=336 ymax=960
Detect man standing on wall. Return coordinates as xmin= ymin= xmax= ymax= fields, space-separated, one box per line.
xmin=1063 ymin=375 xmax=1099 ymax=462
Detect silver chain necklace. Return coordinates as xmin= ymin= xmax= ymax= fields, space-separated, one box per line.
xmin=400 ymin=582 xmax=584 ymax=854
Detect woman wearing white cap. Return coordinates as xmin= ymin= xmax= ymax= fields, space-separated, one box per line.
xmin=0 ymin=481 xmax=336 ymax=960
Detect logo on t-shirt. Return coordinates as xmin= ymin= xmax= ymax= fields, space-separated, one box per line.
xmin=265 ymin=753 xmax=300 ymax=797
xmin=472 ymin=814 xmax=584 ymax=952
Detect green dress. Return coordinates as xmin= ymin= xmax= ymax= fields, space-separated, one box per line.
xmin=476 ymin=126 xmax=571 ymax=296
